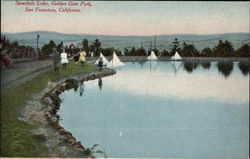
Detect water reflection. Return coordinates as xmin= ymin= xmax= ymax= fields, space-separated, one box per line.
xmin=73 ymin=86 xmax=78 ymax=92
xmin=169 ymin=61 xmax=183 ymax=74
xmin=217 ymin=61 xmax=233 ymax=77
xmin=138 ymin=60 xmax=146 ymax=69
xmin=201 ymin=62 xmax=211 ymax=70
xmin=183 ymin=61 xmax=200 ymax=73
xmin=98 ymin=78 xmax=103 ymax=90
xmin=238 ymin=61 xmax=250 ymax=76
xmin=79 ymin=81 xmax=84 ymax=96
xmin=59 ymin=60 xmax=249 ymax=159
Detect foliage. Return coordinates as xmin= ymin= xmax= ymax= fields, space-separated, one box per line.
xmin=41 ymin=40 xmax=57 ymax=56
xmin=161 ymin=49 xmax=170 ymax=56
xmin=57 ymin=41 xmax=64 ymax=53
xmin=38 ymin=38 xmax=249 ymax=58
xmin=236 ymin=44 xmax=250 ymax=57
xmin=101 ymin=47 xmax=121 ymax=56
xmin=135 ymin=47 xmax=147 ymax=56
xmin=124 ymin=48 xmax=129 ymax=56
xmin=181 ymin=42 xmax=200 ymax=57
xmin=92 ymin=39 xmax=102 ymax=56
xmin=201 ymin=47 xmax=213 ymax=57
xmin=127 ymin=47 xmax=136 ymax=56
xmin=213 ymin=40 xmax=235 ymax=57
xmin=82 ymin=39 xmax=90 ymax=55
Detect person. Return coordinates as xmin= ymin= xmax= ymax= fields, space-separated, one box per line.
xmin=98 ymin=57 xmax=103 ymax=71
xmin=60 ymin=49 xmax=69 ymax=69
xmin=52 ymin=48 xmax=60 ymax=75
xmin=79 ymin=49 xmax=86 ymax=67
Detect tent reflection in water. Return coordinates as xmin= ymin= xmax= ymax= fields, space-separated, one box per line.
xmin=147 ymin=50 xmax=158 ymax=61
xmin=94 ymin=52 xmax=109 ymax=65
xmin=107 ymin=52 xmax=125 ymax=67
xmin=171 ymin=51 xmax=182 ymax=61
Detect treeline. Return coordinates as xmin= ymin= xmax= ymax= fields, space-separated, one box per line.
xmin=1 ymin=38 xmax=34 ymax=53
xmin=41 ymin=39 xmax=122 ymax=57
xmin=41 ymin=38 xmax=249 ymax=57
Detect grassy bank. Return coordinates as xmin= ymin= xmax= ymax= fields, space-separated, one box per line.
xmin=0 ymin=61 xmax=96 ymax=157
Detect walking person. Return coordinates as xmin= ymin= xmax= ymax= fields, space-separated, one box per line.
xmin=52 ymin=48 xmax=60 ymax=75
xmin=61 ymin=49 xmax=69 ymax=69
xmin=79 ymin=49 xmax=86 ymax=67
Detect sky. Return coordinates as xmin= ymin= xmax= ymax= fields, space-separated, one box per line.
xmin=1 ymin=1 xmax=250 ymax=36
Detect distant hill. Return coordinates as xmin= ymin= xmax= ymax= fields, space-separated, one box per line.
xmin=3 ymin=31 xmax=250 ymax=51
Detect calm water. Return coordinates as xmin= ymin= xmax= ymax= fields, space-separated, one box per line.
xmin=59 ymin=61 xmax=249 ymax=159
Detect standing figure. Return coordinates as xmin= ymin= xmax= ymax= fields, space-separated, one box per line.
xmin=98 ymin=57 xmax=103 ymax=71
xmin=61 ymin=49 xmax=69 ymax=69
xmin=79 ymin=49 xmax=86 ymax=67
xmin=52 ymin=48 xmax=60 ymax=75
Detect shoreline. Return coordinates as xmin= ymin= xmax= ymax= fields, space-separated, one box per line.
xmin=6 ymin=67 xmax=116 ymax=157
xmin=35 ymin=68 xmax=115 ymax=157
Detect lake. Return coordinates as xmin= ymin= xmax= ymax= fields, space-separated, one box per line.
xmin=59 ymin=60 xmax=249 ymax=159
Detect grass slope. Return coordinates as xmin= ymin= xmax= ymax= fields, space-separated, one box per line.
xmin=0 ymin=62 xmax=96 ymax=157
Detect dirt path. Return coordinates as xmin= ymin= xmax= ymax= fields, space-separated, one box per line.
xmin=1 ymin=60 xmax=53 ymax=88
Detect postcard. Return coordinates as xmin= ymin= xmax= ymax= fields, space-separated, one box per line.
xmin=1 ymin=1 xmax=249 ymax=159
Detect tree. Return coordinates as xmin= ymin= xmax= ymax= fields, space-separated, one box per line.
xmin=170 ymin=38 xmax=181 ymax=56
xmin=128 ymin=47 xmax=136 ymax=56
xmin=41 ymin=40 xmax=56 ymax=56
xmin=236 ymin=44 xmax=250 ymax=57
xmin=92 ymin=39 xmax=102 ymax=56
xmin=82 ymin=39 xmax=90 ymax=55
xmin=201 ymin=47 xmax=213 ymax=57
xmin=135 ymin=47 xmax=147 ymax=56
xmin=181 ymin=42 xmax=199 ymax=57
xmin=124 ymin=48 xmax=129 ymax=56
xmin=213 ymin=40 xmax=235 ymax=57
xmin=161 ymin=49 xmax=170 ymax=56
xmin=57 ymin=41 xmax=63 ymax=53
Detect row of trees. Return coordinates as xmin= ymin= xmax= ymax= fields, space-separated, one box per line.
xmin=167 ymin=38 xmax=249 ymax=57
xmin=41 ymin=38 xmax=249 ymax=57
xmin=1 ymin=38 xmax=34 ymax=53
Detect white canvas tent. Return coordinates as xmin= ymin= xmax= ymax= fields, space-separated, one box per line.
xmin=147 ymin=50 xmax=158 ymax=60
xmin=171 ymin=51 xmax=182 ymax=60
xmin=107 ymin=52 xmax=124 ymax=67
xmin=94 ymin=53 xmax=109 ymax=65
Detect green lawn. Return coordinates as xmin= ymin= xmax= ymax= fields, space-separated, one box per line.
xmin=0 ymin=61 xmax=96 ymax=157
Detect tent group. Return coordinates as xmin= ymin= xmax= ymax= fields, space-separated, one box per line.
xmin=95 ymin=52 xmax=124 ymax=67
xmin=147 ymin=50 xmax=182 ymax=61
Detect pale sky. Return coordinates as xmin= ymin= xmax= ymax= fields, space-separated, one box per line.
xmin=1 ymin=1 xmax=249 ymax=36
